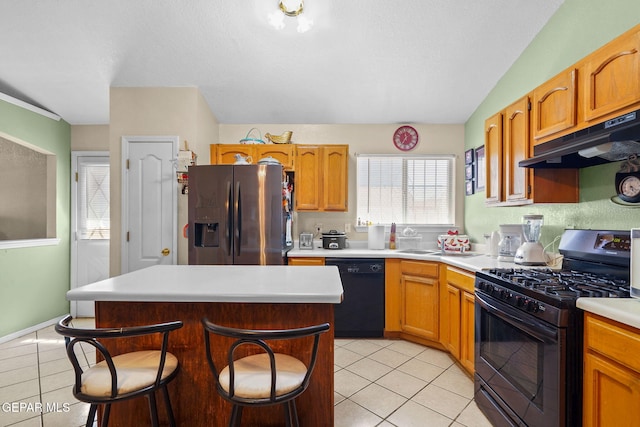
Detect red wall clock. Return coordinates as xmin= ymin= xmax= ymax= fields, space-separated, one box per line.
xmin=393 ymin=125 xmax=419 ymax=151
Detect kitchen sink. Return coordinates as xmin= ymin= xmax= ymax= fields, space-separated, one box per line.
xmin=397 ymin=249 xmax=439 ymax=255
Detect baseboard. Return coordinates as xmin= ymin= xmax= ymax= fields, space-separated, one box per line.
xmin=0 ymin=316 xmax=66 ymax=345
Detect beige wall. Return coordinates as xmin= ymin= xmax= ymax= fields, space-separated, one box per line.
xmin=109 ymin=87 xmax=219 ymax=274
xmin=219 ymin=124 xmax=466 ymax=241
xmin=70 ymin=125 xmax=109 ymax=151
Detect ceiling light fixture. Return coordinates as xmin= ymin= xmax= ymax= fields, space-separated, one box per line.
xmin=268 ymin=0 xmax=313 ymax=33
xmin=279 ymin=0 xmax=304 ymax=17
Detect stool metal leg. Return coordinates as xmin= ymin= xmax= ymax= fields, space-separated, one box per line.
xmin=229 ymin=405 xmax=243 ymax=427
xmin=102 ymin=404 xmax=111 ymax=427
xmin=147 ymin=392 xmax=159 ymax=427
xmin=85 ymin=404 xmax=98 ymax=427
xmin=291 ymin=400 xmax=300 ymax=427
xmin=161 ymin=385 xmax=176 ymax=427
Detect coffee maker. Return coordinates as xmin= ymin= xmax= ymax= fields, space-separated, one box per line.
xmin=514 ymin=214 xmax=547 ymax=265
xmin=497 ymin=224 xmax=523 ymax=262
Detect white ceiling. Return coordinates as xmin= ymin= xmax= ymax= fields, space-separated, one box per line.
xmin=0 ymin=0 xmax=564 ymax=125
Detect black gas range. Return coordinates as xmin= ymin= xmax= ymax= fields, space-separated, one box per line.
xmin=474 ymin=229 xmax=631 ymax=427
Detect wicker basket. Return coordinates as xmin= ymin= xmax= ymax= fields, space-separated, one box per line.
xmin=239 ymin=128 xmax=265 ymax=144
xmin=265 ymin=131 xmax=293 ymax=144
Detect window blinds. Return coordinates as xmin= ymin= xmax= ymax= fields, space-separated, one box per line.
xmin=357 ymin=155 xmax=455 ymax=225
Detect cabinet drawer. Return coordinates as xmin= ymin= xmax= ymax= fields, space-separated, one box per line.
xmin=585 ymin=313 xmax=640 ymax=373
xmin=446 ymin=267 xmax=475 ymax=293
xmin=287 ymin=257 xmax=325 ymax=266
xmin=400 ymin=260 xmax=439 ymax=278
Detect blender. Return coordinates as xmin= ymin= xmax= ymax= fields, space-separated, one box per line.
xmin=514 ymin=214 xmax=546 ymax=265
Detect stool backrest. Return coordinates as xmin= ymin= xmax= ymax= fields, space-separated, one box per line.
xmin=201 ymin=318 xmax=330 ymax=402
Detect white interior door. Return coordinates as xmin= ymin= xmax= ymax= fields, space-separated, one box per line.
xmin=71 ymin=152 xmax=110 ymax=317
xmin=121 ymin=136 xmax=177 ymax=273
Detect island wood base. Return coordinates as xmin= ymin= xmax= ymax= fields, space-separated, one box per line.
xmin=94 ymin=301 xmax=334 ymax=426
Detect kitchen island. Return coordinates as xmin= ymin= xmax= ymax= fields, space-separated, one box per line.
xmin=66 ymin=265 xmax=343 ymax=427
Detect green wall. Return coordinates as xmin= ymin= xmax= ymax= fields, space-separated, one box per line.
xmin=464 ymin=0 xmax=640 ymax=246
xmin=0 ymin=99 xmax=71 ymax=337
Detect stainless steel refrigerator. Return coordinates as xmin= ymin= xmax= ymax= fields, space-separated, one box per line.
xmin=188 ymin=164 xmax=287 ymax=265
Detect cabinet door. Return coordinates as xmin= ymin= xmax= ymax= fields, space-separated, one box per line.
xmin=257 ymin=145 xmax=295 ymax=171
xmin=583 ymin=351 xmax=640 ymax=427
xmin=582 ymin=28 xmax=640 ymax=122
xmin=444 ymin=284 xmax=461 ymax=359
xmin=460 ymin=291 xmax=475 ymax=374
xmin=485 ymin=112 xmax=503 ymax=204
xmin=532 ymin=69 xmax=577 ymax=141
xmin=504 ymin=96 xmax=530 ymax=202
xmin=287 ymin=257 xmax=325 ymax=266
xmin=401 ymin=274 xmax=438 ymax=341
xmin=295 ymin=146 xmax=322 ymax=211
xmin=322 ymin=145 xmax=348 ymax=211
xmin=216 ymin=145 xmax=256 ymax=165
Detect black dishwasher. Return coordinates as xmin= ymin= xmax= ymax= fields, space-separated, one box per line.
xmin=326 ymin=258 xmax=385 ymax=338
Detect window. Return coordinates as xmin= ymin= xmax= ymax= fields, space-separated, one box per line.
xmin=357 ymin=154 xmax=455 ymax=226
xmin=0 ymin=133 xmax=56 ymax=241
xmin=78 ymin=162 xmax=110 ymax=239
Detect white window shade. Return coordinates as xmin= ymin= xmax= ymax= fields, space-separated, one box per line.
xmin=78 ymin=163 xmax=110 ymax=239
xmin=357 ymin=154 xmax=455 ymax=226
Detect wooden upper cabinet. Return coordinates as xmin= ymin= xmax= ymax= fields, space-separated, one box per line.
xmin=484 ymin=112 xmax=503 ymax=205
xmin=582 ymin=26 xmax=640 ymax=122
xmin=504 ymin=96 xmax=531 ymax=202
xmin=532 ymin=68 xmax=577 ymax=142
xmin=213 ymin=144 xmax=254 ymax=164
xmin=294 ymin=145 xmax=322 ymax=210
xmin=210 ymin=144 xmax=295 ymax=170
xmin=257 ymin=145 xmax=295 ymax=170
xmin=295 ymin=145 xmax=348 ymax=212
xmin=322 ymin=145 xmax=348 ymax=211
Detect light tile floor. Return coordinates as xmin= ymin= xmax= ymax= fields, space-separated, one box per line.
xmin=0 ymin=320 xmax=492 ymax=427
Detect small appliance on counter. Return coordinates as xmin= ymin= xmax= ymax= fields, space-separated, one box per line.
xmin=497 ymin=224 xmax=523 ymax=261
xmin=397 ymin=227 xmax=422 ymax=250
xmin=438 ymin=231 xmax=470 ymax=254
xmin=367 ymin=225 xmax=386 ymax=250
xmin=514 ymin=214 xmax=546 ymax=265
xmin=299 ymin=232 xmax=314 ymax=250
xmin=322 ymin=230 xmax=347 ymax=249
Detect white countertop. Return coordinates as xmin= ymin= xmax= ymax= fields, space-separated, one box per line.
xmin=288 ymin=243 xmax=520 ymax=272
xmin=577 ymin=298 xmax=640 ymax=329
xmin=66 ymin=265 xmax=344 ymax=304
xmin=290 ymin=241 xmax=640 ymax=330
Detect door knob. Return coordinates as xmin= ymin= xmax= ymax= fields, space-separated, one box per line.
xmin=161 ymin=248 xmax=170 ymax=256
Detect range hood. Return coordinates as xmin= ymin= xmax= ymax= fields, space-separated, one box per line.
xmin=520 ymin=109 xmax=640 ymax=168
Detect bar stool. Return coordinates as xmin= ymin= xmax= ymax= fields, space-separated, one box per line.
xmin=55 ymin=315 xmax=183 ymax=427
xmin=201 ymin=318 xmax=330 ymax=427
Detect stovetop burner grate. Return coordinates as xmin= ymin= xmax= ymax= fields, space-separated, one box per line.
xmin=483 ymin=267 xmax=630 ymax=301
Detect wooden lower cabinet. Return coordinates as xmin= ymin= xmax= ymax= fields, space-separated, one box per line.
xmin=441 ymin=266 xmax=475 ymax=374
xmin=398 ymin=260 xmax=440 ymax=342
xmin=460 ymin=291 xmax=475 ymax=373
xmin=583 ymin=312 xmax=640 ymax=427
xmin=288 ymin=257 xmax=325 ymax=266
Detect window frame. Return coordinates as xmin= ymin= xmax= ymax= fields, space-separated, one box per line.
xmin=356 ymin=153 xmax=457 ymax=229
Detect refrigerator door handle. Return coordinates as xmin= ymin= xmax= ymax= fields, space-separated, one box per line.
xmin=226 ymin=180 xmax=233 ymax=256
xmin=235 ymin=180 xmax=242 ymax=257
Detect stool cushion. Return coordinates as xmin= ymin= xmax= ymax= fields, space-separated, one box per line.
xmin=219 ymin=353 xmax=307 ymax=399
xmin=81 ymin=350 xmax=178 ymax=397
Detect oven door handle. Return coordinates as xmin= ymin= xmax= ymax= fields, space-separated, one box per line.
xmin=476 ymin=292 xmax=558 ymax=342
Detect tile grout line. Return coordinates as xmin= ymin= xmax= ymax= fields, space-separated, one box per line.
xmin=336 ymin=345 xmax=476 ymax=426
